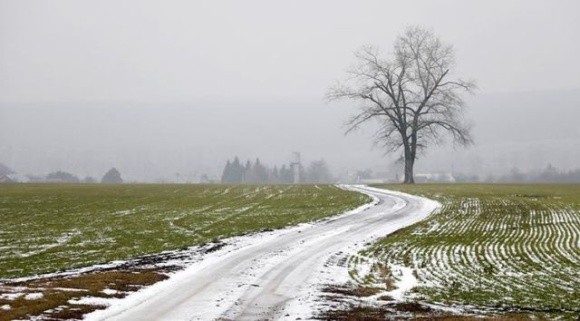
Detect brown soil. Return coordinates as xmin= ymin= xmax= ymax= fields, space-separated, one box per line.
xmin=316 ymin=284 xmax=545 ymax=321
xmin=0 ymin=268 xmax=169 ymax=321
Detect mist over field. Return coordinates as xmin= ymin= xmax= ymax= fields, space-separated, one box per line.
xmin=1 ymin=90 xmax=579 ymax=182
xmin=1 ymin=0 xmax=579 ymax=182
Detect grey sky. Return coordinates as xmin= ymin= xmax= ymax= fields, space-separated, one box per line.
xmin=2 ymin=0 xmax=579 ymax=103
xmin=1 ymin=0 xmax=579 ymax=181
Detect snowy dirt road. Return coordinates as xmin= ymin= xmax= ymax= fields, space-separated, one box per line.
xmin=84 ymin=185 xmax=439 ymax=321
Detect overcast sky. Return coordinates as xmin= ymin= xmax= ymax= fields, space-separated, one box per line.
xmin=2 ymin=0 xmax=580 ymax=102
xmin=1 ymin=0 xmax=579 ymax=181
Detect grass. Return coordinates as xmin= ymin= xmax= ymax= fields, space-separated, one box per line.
xmin=0 ymin=184 xmax=369 ymax=279
xmin=354 ymin=184 xmax=580 ymax=319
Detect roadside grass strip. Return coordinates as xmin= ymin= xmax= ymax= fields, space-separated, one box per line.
xmin=353 ymin=184 xmax=580 ymax=319
xmin=0 ymin=184 xmax=369 ymax=279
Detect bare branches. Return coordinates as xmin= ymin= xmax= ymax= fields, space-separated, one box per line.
xmin=327 ymin=26 xmax=475 ymax=183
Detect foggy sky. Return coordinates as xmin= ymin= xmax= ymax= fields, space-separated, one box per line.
xmin=1 ymin=1 xmax=579 ymax=181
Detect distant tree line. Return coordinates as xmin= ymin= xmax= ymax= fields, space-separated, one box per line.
xmin=10 ymin=167 xmax=124 ymax=184
xmin=221 ymin=157 xmax=334 ymax=184
xmin=497 ymin=164 xmax=580 ymax=183
xmin=46 ymin=171 xmax=81 ymax=183
xmin=455 ymin=164 xmax=580 ymax=183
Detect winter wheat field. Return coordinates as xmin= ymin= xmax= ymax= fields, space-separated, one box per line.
xmin=345 ymin=184 xmax=580 ymax=320
xmin=0 ymin=184 xmax=579 ymax=321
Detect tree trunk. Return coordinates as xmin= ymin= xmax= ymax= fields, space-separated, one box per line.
xmin=403 ymin=150 xmax=415 ymax=184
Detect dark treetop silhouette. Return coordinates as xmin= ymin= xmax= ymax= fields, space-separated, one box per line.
xmin=101 ymin=167 xmax=123 ymax=184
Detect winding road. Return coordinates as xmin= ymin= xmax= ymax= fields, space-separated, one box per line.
xmin=85 ymin=185 xmax=439 ymax=321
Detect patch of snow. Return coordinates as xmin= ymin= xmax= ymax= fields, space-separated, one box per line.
xmin=17 ymin=230 xmax=80 ymax=259
xmin=101 ymin=288 xmax=118 ymax=296
xmin=0 ymin=293 xmax=22 ymax=301
xmin=112 ymin=209 xmax=136 ymax=216
xmin=387 ymin=265 xmax=417 ymax=301
xmin=1 ymin=304 xmax=10 ymax=310
xmin=69 ymin=296 xmax=113 ymax=307
xmin=24 ymin=292 xmax=44 ymax=300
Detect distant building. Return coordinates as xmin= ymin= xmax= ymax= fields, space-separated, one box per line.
xmin=413 ymin=172 xmax=456 ymax=183
xmin=358 ymin=178 xmax=387 ymax=185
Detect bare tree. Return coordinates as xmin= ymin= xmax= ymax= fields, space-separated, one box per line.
xmin=328 ymin=26 xmax=475 ymax=183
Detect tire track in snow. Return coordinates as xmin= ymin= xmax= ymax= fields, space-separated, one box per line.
xmin=82 ymin=185 xmax=439 ymax=321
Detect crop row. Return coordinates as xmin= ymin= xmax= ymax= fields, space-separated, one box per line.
xmin=352 ymin=184 xmax=580 ymax=319
xmin=0 ymin=184 xmax=368 ymax=279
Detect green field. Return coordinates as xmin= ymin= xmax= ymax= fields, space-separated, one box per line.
xmin=355 ymin=184 xmax=580 ymax=318
xmin=0 ymin=184 xmax=369 ymax=279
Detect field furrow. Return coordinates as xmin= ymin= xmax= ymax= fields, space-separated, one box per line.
xmin=350 ymin=184 xmax=580 ymax=319
xmin=0 ymin=184 xmax=369 ymax=279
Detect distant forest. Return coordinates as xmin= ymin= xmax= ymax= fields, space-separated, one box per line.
xmin=486 ymin=164 xmax=580 ymax=183
xmin=3 ymin=161 xmax=580 ymax=184
xmin=221 ymin=157 xmax=334 ymax=184
xmin=0 ymin=164 xmax=123 ymax=184
xmin=450 ymin=164 xmax=580 ymax=183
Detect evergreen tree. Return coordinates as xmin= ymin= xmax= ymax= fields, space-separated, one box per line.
xmin=279 ymin=165 xmax=293 ymax=184
xmin=244 ymin=160 xmax=252 ymax=183
xmin=231 ymin=157 xmax=244 ymax=183
xmin=270 ymin=166 xmax=280 ymax=184
xmin=221 ymin=160 xmax=232 ymax=183
xmin=253 ymin=158 xmax=268 ymax=183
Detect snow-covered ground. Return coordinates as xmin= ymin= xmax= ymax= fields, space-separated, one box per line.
xmin=82 ymin=185 xmax=440 ymax=321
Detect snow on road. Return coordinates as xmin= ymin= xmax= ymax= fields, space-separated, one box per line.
xmin=83 ymin=185 xmax=439 ymax=321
